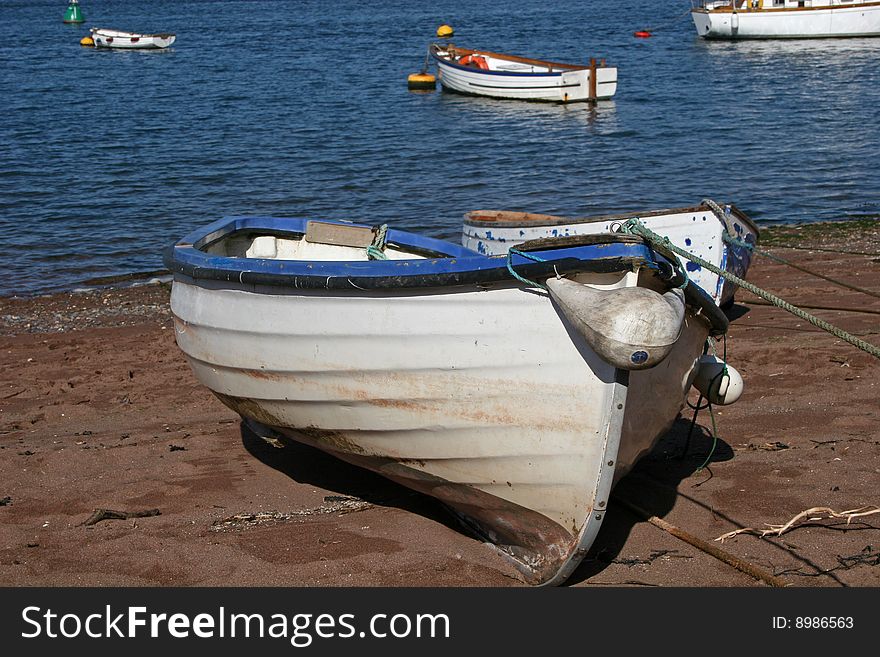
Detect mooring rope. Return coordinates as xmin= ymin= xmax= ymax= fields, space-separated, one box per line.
xmin=640 ymin=7 xmax=694 ymax=33
xmin=366 ymin=224 xmax=389 ymax=260
xmin=620 ymin=218 xmax=880 ymax=359
xmin=757 ymin=243 xmax=880 ymax=258
xmin=702 ymin=198 xmax=880 ymax=299
xmin=721 ymin=232 xmax=880 ymax=300
xmin=505 ymin=247 xmax=548 ymax=289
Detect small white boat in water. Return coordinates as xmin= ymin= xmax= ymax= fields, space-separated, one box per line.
xmin=462 ymin=201 xmax=759 ymax=308
xmin=164 ymin=217 xmax=739 ymax=585
xmin=90 ymin=27 xmax=176 ymax=49
xmin=429 ymin=43 xmax=617 ymax=102
xmin=691 ymin=0 xmax=880 ymax=39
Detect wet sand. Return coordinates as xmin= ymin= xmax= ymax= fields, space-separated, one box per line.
xmin=1 ymin=222 xmax=879 ymax=587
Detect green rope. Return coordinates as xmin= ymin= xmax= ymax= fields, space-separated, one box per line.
xmin=506 ymin=247 xmax=548 ymax=289
xmin=752 ymin=243 xmax=880 ymax=258
xmin=722 ymin=232 xmax=880 ymax=300
xmin=694 ymin=337 xmax=728 ymax=473
xmin=367 ymin=224 xmax=388 ymax=261
xmin=620 ymin=218 xmax=880 ymax=360
xmin=682 ymin=337 xmax=727 ymax=473
xmin=696 ymin=402 xmax=720 ymax=473
xmin=704 ymin=197 xmax=880 ymax=299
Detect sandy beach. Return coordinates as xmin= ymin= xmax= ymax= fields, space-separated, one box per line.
xmin=1 ymin=221 xmax=878 ymax=587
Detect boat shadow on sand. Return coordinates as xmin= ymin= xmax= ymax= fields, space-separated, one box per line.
xmin=567 ymin=301 xmax=746 ymax=584
xmin=566 ymin=419 xmax=735 ymax=585
xmin=239 ymin=421 xmax=465 ymax=533
xmin=239 ymin=414 xmax=735 ymax=586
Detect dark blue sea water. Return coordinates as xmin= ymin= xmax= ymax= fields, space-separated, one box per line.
xmin=3 ymin=0 xmax=879 ymax=296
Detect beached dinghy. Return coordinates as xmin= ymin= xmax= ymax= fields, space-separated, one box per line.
xmin=164 ymin=217 xmax=735 ymax=585
xmin=463 ymin=201 xmax=759 ymax=307
xmin=89 ymin=27 xmax=176 ymax=50
xmin=429 ymin=43 xmax=617 ymax=102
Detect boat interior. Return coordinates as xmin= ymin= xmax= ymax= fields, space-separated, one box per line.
xmin=434 ymin=44 xmax=587 ymax=73
xmin=202 ymin=221 xmax=433 ymax=262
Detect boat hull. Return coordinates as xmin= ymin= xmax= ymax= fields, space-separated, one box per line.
xmin=169 ymin=271 xmax=710 ymax=584
xmin=90 ymin=28 xmax=176 ymax=49
xmin=431 ymin=49 xmax=617 ymax=102
xmin=462 ymin=204 xmax=758 ymax=307
xmin=164 ymin=218 xmax=724 ymax=585
xmin=692 ymin=4 xmax=880 ymax=39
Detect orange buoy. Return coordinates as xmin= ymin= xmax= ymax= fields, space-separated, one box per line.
xmin=634 ymin=30 xmax=652 ymax=38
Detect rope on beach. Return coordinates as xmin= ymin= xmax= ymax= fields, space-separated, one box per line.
xmin=619 ymin=218 xmax=880 ymax=360
xmin=366 ymin=224 xmax=389 ymax=260
xmin=751 ymin=243 xmax=880 ymax=258
xmin=726 ymin=234 xmax=880 ymax=299
xmin=721 ymin=232 xmax=880 ymax=300
xmin=639 ymin=7 xmax=693 ymax=33
xmin=745 ymin=299 xmax=880 ymax=317
xmin=701 ymin=197 xmax=880 ymax=299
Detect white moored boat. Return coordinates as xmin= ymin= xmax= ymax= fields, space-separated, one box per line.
xmin=90 ymin=27 xmax=176 ymax=49
xmin=164 ymin=217 xmax=740 ymax=585
xmin=462 ymin=201 xmax=759 ymax=308
xmin=429 ymin=43 xmax=617 ymax=102
xmin=691 ymin=0 xmax=880 ymax=39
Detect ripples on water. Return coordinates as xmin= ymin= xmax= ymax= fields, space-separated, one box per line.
xmin=2 ymin=0 xmax=879 ymax=295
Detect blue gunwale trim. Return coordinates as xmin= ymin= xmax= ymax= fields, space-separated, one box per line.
xmin=175 ymin=215 xmax=475 ymax=259
xmin=163 ymin=217 xmax=729 ymax=334
xmin=165 ymin=216 xmax=652 ymax=287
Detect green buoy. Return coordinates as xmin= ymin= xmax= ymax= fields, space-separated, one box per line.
xmin=63 ymin=0 xmax=84 ymax=24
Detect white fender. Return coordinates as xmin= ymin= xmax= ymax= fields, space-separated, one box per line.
xmin=546 ymin=278 xmax=685 ymax=370
xmin=692 ymin=354 xmax=743 ymax=405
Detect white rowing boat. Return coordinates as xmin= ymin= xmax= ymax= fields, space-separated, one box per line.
xmin=89 ymin=27 xmax=176 ymax=50
xmin=429 ymin=43 xmax=617 ymax=102
xmin=164 ymin=217 xmax=740 ymax=585
xmin=462 ymin=201 xmax=759 ymax=308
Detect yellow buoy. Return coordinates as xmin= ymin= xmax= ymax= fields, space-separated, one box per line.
xmin=80 ymin=36 xmax=94 ymax=46
xmin=436 ymin=24 xmax=454 ymax=38
xmin=407 ymin=71 xmax=436 ymax=91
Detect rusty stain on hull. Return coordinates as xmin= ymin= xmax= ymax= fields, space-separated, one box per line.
xmin=206 ymin=357 xmax=597 ymax=434
xmin=215 ymin=393 xmax=371 ymax=456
